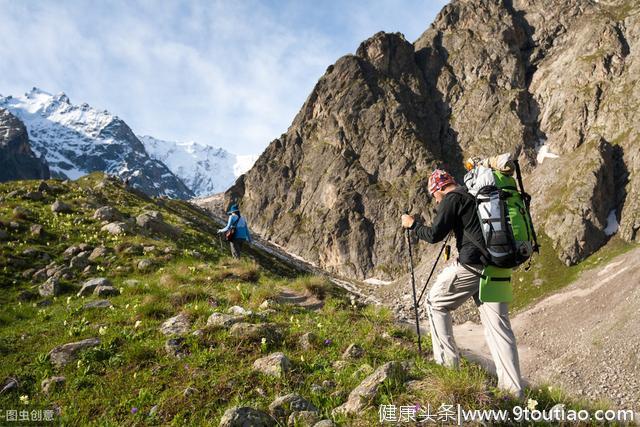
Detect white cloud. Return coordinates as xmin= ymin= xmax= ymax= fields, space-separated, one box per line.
xmin=0 ymin=0 xmax=446 ymax=155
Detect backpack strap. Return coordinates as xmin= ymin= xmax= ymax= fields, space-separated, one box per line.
xmin=459 ymin=261 xmax=486 ymax=279
xmin=463 ymin=230 xmax=492 ymax=265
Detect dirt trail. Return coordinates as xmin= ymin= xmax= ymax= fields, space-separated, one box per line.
xmin=454 ymin=247 xmax=640 ymax=412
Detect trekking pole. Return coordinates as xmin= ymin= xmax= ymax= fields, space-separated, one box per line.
xmin=417 ymin=232 xmax=451 ymax=305
xmin=405 ymin=213 xmax=422 ymax=354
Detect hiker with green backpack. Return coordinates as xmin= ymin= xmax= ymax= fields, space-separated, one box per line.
xmin=401 ymin=160 xmax=534 ymax=399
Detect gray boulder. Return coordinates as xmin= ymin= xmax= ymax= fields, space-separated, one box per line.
xmin=136 ymin=211 xmax=182 ymax=237
xmin=41 ymin=376 xmax=66 ymax=394
xmin=93 ymin=206 xmax=123 ymax=222
xmin=48 ymin=338 xmax=100 ymax=368
xmin=51 ymin=199 xmax=72 ymax=214
xmin=83 ymin=300 xmax=113 ymax=309
xmin=268 ymin=393 xmax=316 ymax=420
xmin=253 ymin=352 xmax=291 ymax=378
xmin=332 ymin=361 xmax=406 ymax=415
xmin=101 ymin=221 xmax=133 ymax=235
xmin=39 ymin=277 xmax=60 ymax=297
xmin=342 ymin=343 xmax=365 ymax=359
xmin=77 ymin=278 xmax=112 ymax=297
xmin=219 ymin=407 xmax=275 ymax=427
xmin=206 ymin=313 xmax=244 ymax=329
xmin=160 ymin=313 xmax=191 ymax=336
xmin=229 ymin=322 xmax=282 ymax=345
xmin=94 ymin=286 xmax=119 ymax=297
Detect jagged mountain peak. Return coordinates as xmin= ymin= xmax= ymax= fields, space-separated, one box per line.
xmin=0 ymin=89 xmax=193 ymax=199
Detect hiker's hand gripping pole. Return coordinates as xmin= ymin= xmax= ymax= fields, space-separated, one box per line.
xmin=404 ymin=211 xmax=422 ymax=354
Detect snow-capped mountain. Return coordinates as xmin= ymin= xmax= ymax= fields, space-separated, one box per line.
xmin=0 ymin=88 xmax=193 ymax=199
xmin=139 ymin=136 xmax=258 ymax=197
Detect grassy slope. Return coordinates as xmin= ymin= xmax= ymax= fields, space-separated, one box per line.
xmin=511 ymin=233 xmax=637 ymax=312
xmin=0 ymin=174 xmax=596 ymax=425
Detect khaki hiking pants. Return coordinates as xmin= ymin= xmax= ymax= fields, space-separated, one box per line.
xmin=426 ymin=260 xmax=524 ymax=398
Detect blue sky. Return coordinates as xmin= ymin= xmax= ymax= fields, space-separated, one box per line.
xmin=0 ymin=0 xmax=448 ymax=155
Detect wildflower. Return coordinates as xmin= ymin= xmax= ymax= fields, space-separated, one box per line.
xmin=99 ymin=326 xmax=107 ymax=335
xmin=63 ymin=320 xmax=68 ymax=326
xmin=131 ymin=407 xmax=138 ymax=414
xmin=134 ymin=320 xmax=142 ymax=329
xmin=66 ymin=296 xmax=72 ymax=305
xmin=300 ymin=355 xmax=305 ymax=362
xmin=527 ymin=398 xmax=538 ymax=411
xmin=261 ymin=337 xmax=267 ymax=345
xmin=19 ymin=395 xmax=29 ymax=405
xmin=125 ymin=304 xmax=130 ymax=309
xmin=317 ymin=322 xmax=323 ymax=329
xmin=324 ymin=339 xmax=332 ymax=346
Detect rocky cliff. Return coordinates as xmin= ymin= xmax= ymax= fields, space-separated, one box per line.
xmin=0 ymin=109 xmax=49 ymax=182
xmin=226 ymin=0 xmax=639 ymax=279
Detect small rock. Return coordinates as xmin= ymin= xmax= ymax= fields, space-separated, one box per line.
xmin=101 ymin=221 xmax=132 ymax=235
xmin=0 ymin=377 xmax=18 ymax=395
xmin=48 ymin=338 xmax=101 ymax=368
xmin=83 ymin=300 xmax=113 ymax=309
xmin=149 ymin=405 xmax=159 ymax=417
xmin=51 ymin=199 xmax=72 ymax=214
xmin=299 ymin=332 xmax=320 ymax=350
xmin=30 ymin=224 xmax=45 ymax=238
xmin=94 ymin=285 xmax=119 ymax=297
xmin=192 ymin=329 xmax=204 ymax=337
xmin=160 ymin=313 xmax=191 ymax=336
xmin=70 ymin=254 xmax=90 ymax=270
xmin=137 ymin=211 xmax=181 ymax=237
xmin=219 ymin=407 xmax=275 ymax=427
xmin=268 ymin=393 xmax=316 ymax=420
xmin=88 ymin=246 xmax=110 ymax=260
xmin=227 ymin=305 xmax=252 ymax=316
xmin=77 ymin=278 xmax=112 ymax=297
xmin=313 ymin=420 xmax=337 ymax=427
xmin=24 ymin=191 xmax=43 ymax=201
xmin=332 ymin=361 xmax=407 ymax=415
xmin=342 ymin=343 xmax=365 ymax=359
xmin=38 ymin=181 xmax=50 ymax=192
xmin=207 ymin=313 xmax=244 ymax=329
xmin=229 ymin=322 xmax=282 ymax=345
xmin=93 ymin=206 xmax=123 ymax=222
xmin=39 ymin=277 xmax=60 ymax=297
xmin=63 ymin=245 xmax=82 ymax=259
xmin=137 ymin=259 xmax=154 ymax=271
xmin=165 ymin=337 xmax=189 ymax=359
xmin=253 ymin=352 xmax=291 ymax=377
xmin=41 ymin=376 xmax=66 ymax=394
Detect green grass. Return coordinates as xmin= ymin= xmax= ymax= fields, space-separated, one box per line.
xmin=511 ymin=233 xmax=636 ymax=312
xmin=0 ymin=173 xmax=607 ymax=425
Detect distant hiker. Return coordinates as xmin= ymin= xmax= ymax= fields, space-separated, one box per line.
xmin=218 ymin=204 xmax=251 ymax=259
xmin=401 ymin=169 xmax=524 ymax=398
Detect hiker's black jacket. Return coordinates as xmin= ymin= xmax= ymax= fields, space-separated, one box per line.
xmin=412 ymin=187 xmax=484 ymax=265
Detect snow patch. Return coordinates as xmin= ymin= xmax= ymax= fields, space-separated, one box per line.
xmin=535 ymin=139 xmax=560 ymax=164
xmin=604 ymin=209 xmax=619 ymax=236
xmin=363 ymin=278 xmax=394 ymax=286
